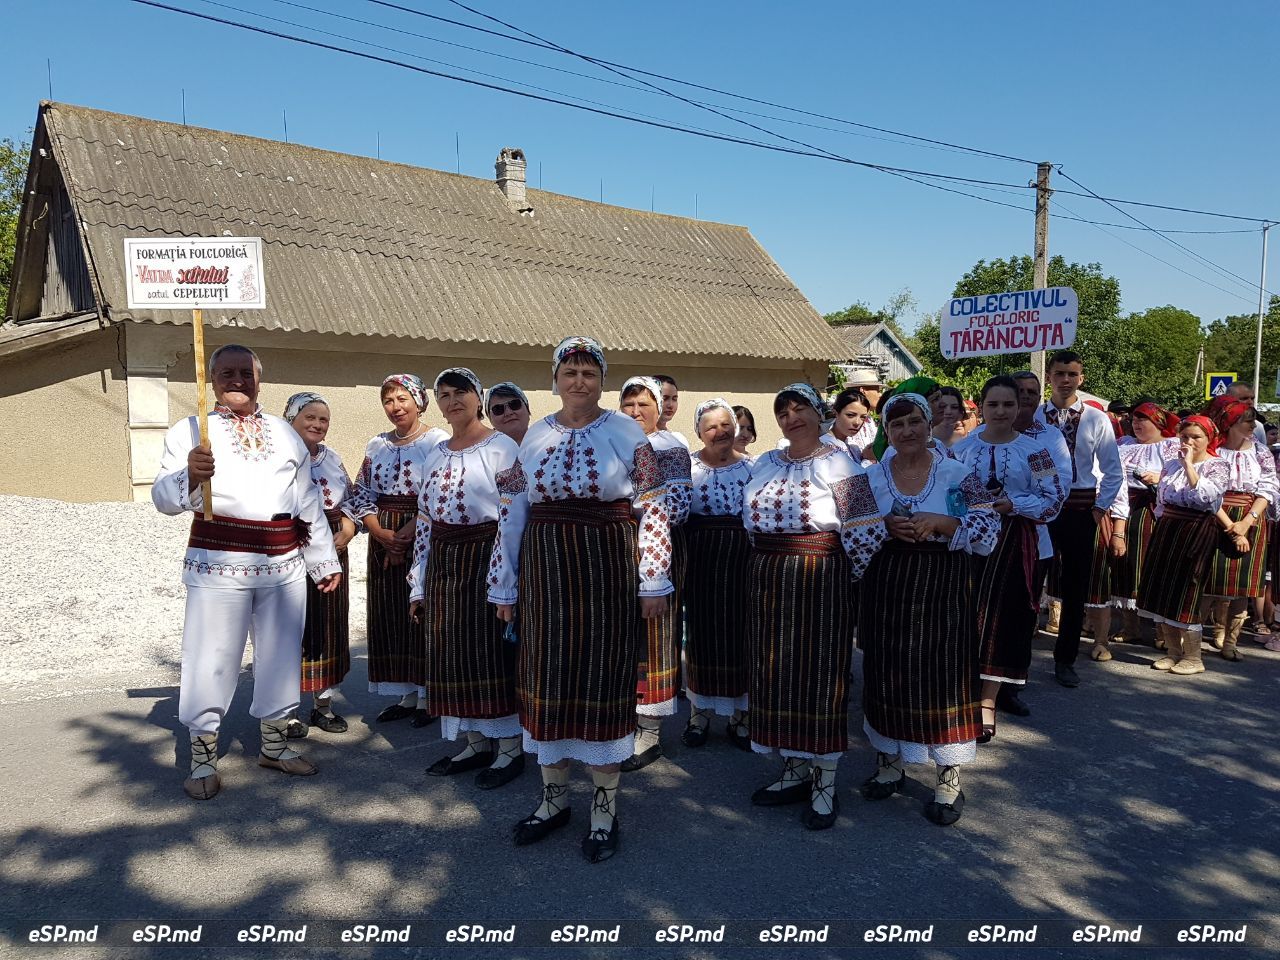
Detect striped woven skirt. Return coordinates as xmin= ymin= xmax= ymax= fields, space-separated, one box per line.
xmin=860 ymin=540 xmax=979 ymax=748
xmin=1137 ymin=504 xmax=1219 ymax=628
xmin=423 ymin=520 xmax=517 ymax=725
xmin=1270 ymin=518 xmax=1280 ymax=592
xmin=683 ymin=514 xmax=751 ymax=713
xmin=365 ymin=494 xmax=426 ymax=691
xmin=1110 ymin=487 xmax=1157 ymax=608
xmin=635 ymin=524 xmax=686 ymax=716
xmin=973 ymin=515 xmax=1039 ymax=685
xmin=1205 ymin=492 xmax=1271 ymax=599
xmin=301 ymin=509 xmax=351 ymax=693
xmin=1045 ymin=506 xmax=1112 ymax=607
xmin=748 ymin=531 xmax=853 ymax=757
xmin=517 ymin=499 xmax=640 ymax=761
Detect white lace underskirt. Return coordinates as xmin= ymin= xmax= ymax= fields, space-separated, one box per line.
xmin=749 ymin=740 xmax=842 ymax=762
xmin=440 ymin=714 xmax=522 ymax=741
xmin=863 ymin=720 xmax=976 ymax=766
xmin=522 ymin=729 xmax=632 ymax=766
xmin=315 ymin=686 xmax=341 ymax=700
xmin=368 ymin=682 xmax=426 ymax=698
xmin=636 ymin=697 xmax=677 ymax=717
xmin=979 ymin=673 xmax=1026 ymax=686
xmin=1044 ymin=595 xmax=1110 ymax=611
xmin=1137 ymin=609 xmax=1204 ymax=632
xmin=687 ymin=691 xmax=748 ymax=715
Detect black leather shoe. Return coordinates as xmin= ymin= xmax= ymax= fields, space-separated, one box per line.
xmin=751 ymin=780 xmax=810 ymax=807
xmin=619 ymin=743 xmax=662 ymax=772
xmin=376 ymin=703 xmax=415 ymax=723
xmin=1054 ymin=663 xmax=1080 ymax=688
xmin=426 ymin=750 xmax=494 ymax=777
xmin=582 ymin=818 xmax=621 ymax=863
xmin=726 ymin=725 xmax=752 ymax=752
xmin=924 ymin=791 xmax=966 ymax=826
xmin=681 ymin=722 xmax=709 ymax=748
xmin=995 ymin=690 xmax=1031 ymax=717
xmin=309 ymin=709 xmax=348 ymax=733
xmin=860 ymin=772 xmax=905 ymax=801
xmin=475 ymin=754 xmax=525 ymax=790
xmin=512 ymin=806 xmax=571 ymax=846
xmin=802 ymin=792 xmax=840 ymax=831
xmin=410 ymin=709 xmax=438 ymax=728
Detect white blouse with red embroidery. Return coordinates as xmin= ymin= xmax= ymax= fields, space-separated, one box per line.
xmin=407 ymin=431 xmax=520 ymax=603
xmin=346 ymin=427 xmax=450 ymax=517
xmin=487 ymin=410 xmax=672 ymax=604
xmin=649 ymin=429 xmax=693 ymax=526
xmin=690 ymin=455 xmax=752 ymax=517
xmin=743 ymin=445 xmax=887 ymax=580
xmin=308 ymin=445 xmax=357 ymax=517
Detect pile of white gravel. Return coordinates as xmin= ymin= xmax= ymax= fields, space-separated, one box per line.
xmin=0 ymin=495 xmax=367 ymax=701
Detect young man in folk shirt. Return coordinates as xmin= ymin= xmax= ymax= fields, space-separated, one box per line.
xmin=1035 ymin=351 xmax=1123 ymax=688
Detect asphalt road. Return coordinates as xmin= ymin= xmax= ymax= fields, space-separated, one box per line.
xmin=1 ymin=629 xmax=1277 ymax=960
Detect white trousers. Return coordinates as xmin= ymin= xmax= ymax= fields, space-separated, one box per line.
xmin=179 ymin=579 xmax=307 ymax=735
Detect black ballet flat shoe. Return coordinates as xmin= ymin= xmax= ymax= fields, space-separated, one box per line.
xmin=512 ymin=807 xmax=571 ymax=846
xmin=285 ymin=717 xmax=309 ymax=739
xmin=726 ymin=722 xmax=752 ymax=752
xmin=582 ymin=818 xmax=621 ymax=863
xmin=977 ymin=724 xmax=996 ymax=745
xmin=309 ymin=709 xmax=348 ymax=734
xmin=426 ymin=750 xmax=495 ymax=777
xmin=681 ymin=722 xmax=710 ymax=748
xmin=410 ymin=709 xmax=438 ymax=728
xmin=475 ymin=754 xmax=525 ymax=790
xmin=801 ymin=792 xmax=840 ymax=831
xmin=924 ymin=791 xmax=966 ymax=826
xmin=995 ymin=689 xmax=1031 ymax=717
xmin=751 ymin=780 xmax=811 ymax=807
xmin=860 ymin=772 xmax=905 ymax=801
xmin=619 ymin=743 xmax=662 ymax=772
xmin=376 ymin=703 xmax=415 ymax=723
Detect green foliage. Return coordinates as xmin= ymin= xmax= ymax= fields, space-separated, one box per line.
xmin=1106 ymin=305 xmax=1204 ymax=409
xmin=824 ymin=287 xmax=917 ymax=350
xmin=1 ymin=136 xmax=29 ymax=318
xmin=1203 ymin=296 xmax=1280 ymax=402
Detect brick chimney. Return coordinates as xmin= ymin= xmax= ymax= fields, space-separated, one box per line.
xmin=495 ymin=147 xmax=532 ymax=215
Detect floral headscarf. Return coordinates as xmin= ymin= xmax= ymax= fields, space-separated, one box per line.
xmin=777 ymin=382 xmax=830 ymax=420
xmin=1180 ymin=414 xmax=1219 ymax=454
xmin=1206 ymin=396 xmax=1253 ymax=440
xmin=693 ymin=397 xmax=739 ymax=438
xmin=883 ymin=392 xmax=933 ymax=427
xmin=434 ymin=367 xmax=484 ymax=399
xmin=485 ymin=381 xmax=529 ymax=412
xmin=871 ymin=376 xmax=940 ymax=460
xmin=283 ymin=391 xmax=327 ymax=423
xmin=620 ymin=376 xmax=663 ymax=408
xmin=1132 ymin=402 xmax=1179 ymax=439
xmin=551 ymin=336 xmax=607 ymax=395
xmin=381 ymin=374 xmax=429 ymax=411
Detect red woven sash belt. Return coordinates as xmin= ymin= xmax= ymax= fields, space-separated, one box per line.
xmin=752 ymin=530 xmax=841 ymax=556
xmin=430 ymin=519 xmax=499 ymax=544
xmin=376 ymin=494 xmax=419 ymax=513
xmin=1161 ymin=504 xmax=1210 ymax=522
xmin=1065 ymin=489 xmax=1098 ymax=510
xmin=529 ymin=498 xmax=634 ymax=525
xmin=1222 ymin=491 xmax=1256 ymax=509
xmin=189 ymin=514 xmax=306 ymax=555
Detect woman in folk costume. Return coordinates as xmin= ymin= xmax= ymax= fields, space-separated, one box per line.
xmin=683 ymin=398 xmax=753 ymax=750
xmin=1202 ymin=396 xmax=1278 ymax=661
xmin=1137 ymin=416 xmax=1231 ymax=675
xmin=1107 ymin=402 xmax=1181 ymax=650
xmin=489 ymin=336 xmax=672 ymax=863
xmin=348 ymin=374 xmax=449 ymax=725
xmin=485 ymin=381 xmax=532 ymax=446
xmin=284 ymin=392 xmax=359 ymax=735
xmin=743 ymin=384 xmax=886 ymax=831
xmin=407 ymin=369 xmax=525 ymax=790
xmin=953 ymin=377 xmax=1066 ymax=744
xmin=860 ymin=393 xmax=1000 ymax=826
xmin=615 ymin=376 xmax=693 ymax=771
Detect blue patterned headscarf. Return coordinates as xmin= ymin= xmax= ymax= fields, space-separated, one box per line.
xmin=777 ymin=382 xmax=830 ymax=420
xmin=484 ymin=381 xmax=529 ymax=412
xmin=381 ymin=374 xmax=429 ymax=411
xmin=551 ymin=336 xmax=607 ymax=394
xmin=883 ymin=392 xmax=933 ymax=425
xmin=434 ymin=367 xmax=484 ymax=399
xmin=620 ymin=376 xmax=663 ymax=407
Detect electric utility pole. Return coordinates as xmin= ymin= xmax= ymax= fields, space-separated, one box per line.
xmin=1032 ymin=161 xmax=1052 ymax=387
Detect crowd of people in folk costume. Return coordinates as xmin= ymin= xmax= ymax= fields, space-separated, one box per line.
xmin=153 ymin=338 xmax=1279 ymax=862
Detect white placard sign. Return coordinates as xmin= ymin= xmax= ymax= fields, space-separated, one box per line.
xmin=939 ymin=286 xmax=1077 ymax=359
xmin=124 ymin=237 xmax=266 ymax=310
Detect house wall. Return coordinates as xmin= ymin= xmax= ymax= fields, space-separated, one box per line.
xmin=0 ymin=327 xmax=132 ymax=501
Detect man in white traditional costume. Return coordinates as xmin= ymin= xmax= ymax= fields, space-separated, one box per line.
xmin=153 ymin=344 xmax=342 ymax=800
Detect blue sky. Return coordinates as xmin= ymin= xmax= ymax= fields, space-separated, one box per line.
xmin=4 ymin=0 xmax=1276 ymax=332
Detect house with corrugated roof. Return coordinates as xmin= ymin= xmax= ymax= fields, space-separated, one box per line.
xmin=827 ymin=321 xmax=923 ymax=387
xmin=1 ymin=102 xmax=849 ymax=501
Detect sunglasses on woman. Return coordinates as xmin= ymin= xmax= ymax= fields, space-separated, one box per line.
xmin=488 ymin=398 xmax=525 ymax=416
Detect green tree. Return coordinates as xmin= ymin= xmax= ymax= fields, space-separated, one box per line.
xmin=1 ymin=136 xmax=29 ymax=319
xmin=1203 ymin=295 xmax=1280 ymax=403
xmin=1107 ymin=306 xmax=1204 ymax=409
xmin=825 ymin=287 xmax=917 ymax=349
xmin=916 ymin=255 xmax=1124 ymax=398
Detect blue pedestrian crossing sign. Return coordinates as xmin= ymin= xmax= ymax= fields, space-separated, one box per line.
xmin=1205 ymin=372 xmax=1236 ymax=400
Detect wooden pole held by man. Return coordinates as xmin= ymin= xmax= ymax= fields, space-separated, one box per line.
xmin=192 ymin=308 xmax=212 ymax=520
